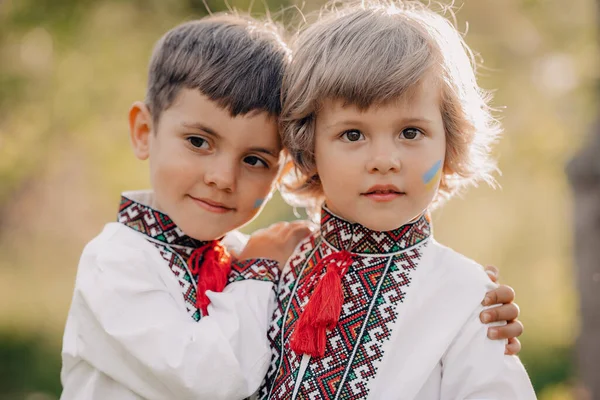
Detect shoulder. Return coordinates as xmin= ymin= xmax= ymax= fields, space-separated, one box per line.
xmin=79 ymin=223 xmax=160 ymax=274
xmin=221 ymin=229 xmax=250 ymax=254
xmin=72 ymin=223 xmax=174 ymax=305
xmin=424 ymin=239 xmax=496 ymax=295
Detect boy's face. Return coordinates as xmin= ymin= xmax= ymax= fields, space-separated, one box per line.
xmin=130 ymin=89 xmax=281 ymax=241
xmin=313 ymin=77 xmax=446 ymax=231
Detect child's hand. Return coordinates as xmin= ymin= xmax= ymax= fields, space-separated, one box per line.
xmin=236 ymin=221 xmax=313 ymax=270
xmin=479 ymin=265 xmax=524 ymax=355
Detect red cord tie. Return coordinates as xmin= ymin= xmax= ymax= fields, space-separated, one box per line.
xmin=290 ymin=250 xmax=355 ymax=357
xmin=188 ymin=241 xmax=232 ymax=316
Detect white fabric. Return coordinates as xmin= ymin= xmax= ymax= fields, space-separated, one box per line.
xmin=270 ymin=238 xmax=536 ymax=400
xmin=221 ymin=229 xmax=250 ymax=256
xmin=61 ymin=222 xmax=273 ymax=400
xmin=368 ymin=239 xmax=536 ymax=399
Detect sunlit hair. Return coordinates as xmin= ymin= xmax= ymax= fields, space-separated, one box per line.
xmin=279 ymin=0 xmax=501 ymax=213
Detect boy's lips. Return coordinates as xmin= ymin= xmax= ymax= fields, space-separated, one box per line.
xmin=361 ymin=184 xmax=405 ymax=202
xmin=189 ymin=195 xmax=235 ymax=214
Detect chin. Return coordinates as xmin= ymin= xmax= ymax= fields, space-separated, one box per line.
xmin=189 ymin=228 xmax=228 ymax=241
xmin=177 ymin=219 xmax=229 ymax=242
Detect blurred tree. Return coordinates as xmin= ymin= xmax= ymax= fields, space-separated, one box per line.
xmin=566 ymin=2 xmax=600 ymax=398
xmin=567 ymin=123 xmax=600 ymax=400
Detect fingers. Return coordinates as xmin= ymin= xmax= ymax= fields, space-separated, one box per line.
xmin=482 ymin=284 xmax=515 ymax=306
xmin=483 ymin=265 xmax=499 ymax=283
xmin=480 ymin=303 xmax=520 ymax=324
xmin=280 ymin=220 xmax=312 ymax=236
xmin=289 ymin=225 xmax=313 ymax=241
xmin=266 ymin=220 xmax=311 ymax=233
xmin=283 ymin=221 xmax=313 ymax=245
xmin=287 ymin=219 xmax=313 ymax=230
xmin=505 ymin=337 xmax=522 ymax=355
xmin=291 ymin=219 xmax=316 ymax=228
xmin=269 ymin=221 xmax=290 ymax=233
xmin=257 ymin=220 xmax=313 ymax=252
xmin=229 ymin=249 xmax=239 ymax=259
xmin=487 ymin=319 xmax=524 ymax=341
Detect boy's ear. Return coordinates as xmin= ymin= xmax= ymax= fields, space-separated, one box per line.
xmin=128 ymin=101 xmax=153 ymax=160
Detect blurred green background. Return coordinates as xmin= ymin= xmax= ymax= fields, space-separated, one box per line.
xmin=0 ymin=0 xmax=598 ymax=398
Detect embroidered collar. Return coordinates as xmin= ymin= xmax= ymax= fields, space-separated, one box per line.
xmin=117 ymin=191 xmax=207 ymax=250
xmin=320 ymin=206 xmax=431 ymax=255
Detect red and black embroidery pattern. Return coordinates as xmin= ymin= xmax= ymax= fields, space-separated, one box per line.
xmin=119 ymin=194 xmax=281 ymax=322
xmin=229 ymin=258 xmax=280 ymax=286
xmin=259 ymin=207 xmax=431 ymax=399
xmin=118 ymin=194 xmax=206 ymax=321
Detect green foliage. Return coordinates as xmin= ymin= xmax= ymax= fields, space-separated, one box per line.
xmin=0 ymin=332 xmax=62 ymax=399
xmin=521 ymin=346 xmax=575 ymax=394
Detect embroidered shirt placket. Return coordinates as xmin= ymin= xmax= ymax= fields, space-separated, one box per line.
xmin=264 ymin=208 xmax=434 ymax=400
xmin=292 ymin=354 xmax=311 ymax=399
xmin=291 ymin=223 xmax=358 ymax=400
xmin=334 ymin=253 xmax=395 ymax=400
xmin=144 ymin=235 xmax=198 ymax=291
xmin=267 ymin=238 xmax=323 ymax=400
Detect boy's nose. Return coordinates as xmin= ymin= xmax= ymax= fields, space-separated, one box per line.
xmin=365 ymin=153 xmax=401 ymax=174
xmin=203 ymin=165 xmax=236 ymax=192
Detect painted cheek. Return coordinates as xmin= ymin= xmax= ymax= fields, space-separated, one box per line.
xmin=422 ymin=160 xmax=443 ymax=191
xmin=253 ymin=198 xmax=265 ymax=209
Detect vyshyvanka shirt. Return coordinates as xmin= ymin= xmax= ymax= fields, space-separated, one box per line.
xmin=259 ymin=207 xmax=536 ymax=400
xmin=61 ymin=191 xmax=279 ymax=400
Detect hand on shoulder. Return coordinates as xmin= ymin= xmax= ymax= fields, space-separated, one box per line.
xmin=480 ymin=265 xmax=523 ymax=355
xmin=235 ymin=220 xmax=314 ymax=269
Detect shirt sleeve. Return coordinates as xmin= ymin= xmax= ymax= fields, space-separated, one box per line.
xmin=228 ymin=258 xmax=280 ymax=286
xmin=439 ymin=305 xmax=537 ymax=400
xmin=73 ymin=242 xmax=275 ymax=400
xmin=222 ymin=230 xmax=250 ymax=255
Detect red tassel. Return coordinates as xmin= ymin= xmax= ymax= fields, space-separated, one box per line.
xmin=290 ymin=316 xmax=326 ymax=357
xmin=313 ymin=266 xmax=344 ymax=329
xmin=290 ymin=250 xmax=354 ymax=357
xmin=188 ymin=241 xmax=231 ymax=316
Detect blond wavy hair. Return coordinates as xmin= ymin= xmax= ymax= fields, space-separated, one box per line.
xmin=279 ymin=0 xmax=501 ymax=213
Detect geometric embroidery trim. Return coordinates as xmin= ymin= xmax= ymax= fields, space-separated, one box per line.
xmin=118 ymin=194 xmax=206 ymax=248
xmin=335 ymin=246 xmax=426 ymax=399
xmin=151 ymin=242 xmax=202 ymax=322
xmin=228 ymin=258 xmax=280 ymax=286
xmin=258 ymin=235 xmax=321 ymax=400
xmin=261 ymin=209 xmax=431 ymax=400
xmin=320 ymin=206 xmax=431 ymax=255
xmin=117 ymin=194 xmax=210 ymax=321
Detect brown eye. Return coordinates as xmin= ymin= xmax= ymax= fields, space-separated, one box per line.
xmin=342 ymin=130 xmax=364 ymax=142
xmin=244 ymin=155 xmax=268 ymax=169
xmin=401 ymin=128 xmax=422 ymax=140
xmin=187 ymin=136 xmax=209 ymax=149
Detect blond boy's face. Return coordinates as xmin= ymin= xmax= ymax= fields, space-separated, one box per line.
xmin=131 ymin=89 xmax=281 ymax=241
xmin=314 ymin=78 xmax=446 ymax=231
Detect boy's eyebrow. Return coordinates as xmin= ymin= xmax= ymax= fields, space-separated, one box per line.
xmin=402 ymin=117 xmax=434 ymax=125
xmin=323 ymin=116 xmax=434 ymax=130
xmin=249 ymin=147 xmax=279 ymax=158
xmin=182 ymin=121 xmax=218 ymax=135
xmin=322 ymin=119 xmax=363 ymax=130
xmin=182 ymin=121 xmax=279 ymax=158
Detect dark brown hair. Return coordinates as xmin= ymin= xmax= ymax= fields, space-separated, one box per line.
xmin=146 ymin=14 xmax=290 ymax=124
